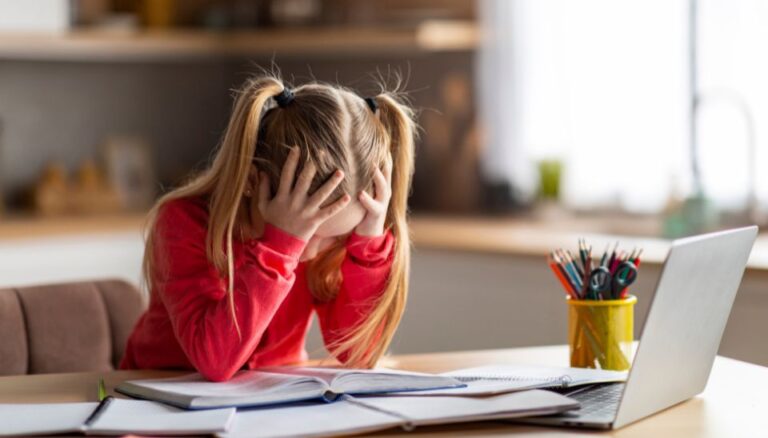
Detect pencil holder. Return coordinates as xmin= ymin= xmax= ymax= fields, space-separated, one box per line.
xmin=567 ymin=295 xmax=636 ymax=371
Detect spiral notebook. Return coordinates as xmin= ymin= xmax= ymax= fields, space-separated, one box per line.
xmin=388 ymin=365 xmax=628 ymax=396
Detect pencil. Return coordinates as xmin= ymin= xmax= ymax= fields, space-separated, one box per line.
xmin=557 ymin=250 xmax=583 ymax=294
xmin=566 ymin=250 xmax=585 ymax=278
xmin=553 ymin=251 xmax=581 ymax=298
xmin=549 ymin=255 xmax=579 ymax=299
xmin=607 ymin=241 xmax=618 ymax=270
xmin=582 ymin=245 xmax=593 ymax=298
xmin=599 ymin=244 xmax=609 ymax=267
xmin=579 ymin=238 xmax=588 ymax=271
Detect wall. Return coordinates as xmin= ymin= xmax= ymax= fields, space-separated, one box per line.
xmin=0 ymin=60 xmax=235 ymax=202
xmin=0 ymin=53 xmax=475 ymax=211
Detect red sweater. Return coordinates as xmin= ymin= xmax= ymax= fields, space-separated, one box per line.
xmin=120 ymin=196 xmax=394 ymax=381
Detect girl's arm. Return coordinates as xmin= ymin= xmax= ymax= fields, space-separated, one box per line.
xmin=314 ymin=230 xmax=395 ymax=363
xmin=158 ymin=148 xmax=349 ymax=381
xmin=155 ymin=200 xmax=306 ymax=381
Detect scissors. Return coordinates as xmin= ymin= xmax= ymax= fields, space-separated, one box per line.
xmin=588 ymin=261 xmax=638 ymax=299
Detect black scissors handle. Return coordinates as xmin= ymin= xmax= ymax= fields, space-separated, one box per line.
xmin=611 ymin=261 xmax=638 ymax=297
xmin=588 ymin=266 xmax=611 ymax=299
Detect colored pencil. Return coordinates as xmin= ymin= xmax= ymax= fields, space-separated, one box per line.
xmin=547 ymin=239 xmax=642 ymax=301
xmin=549 ymin=255 xmax=579 ymax=299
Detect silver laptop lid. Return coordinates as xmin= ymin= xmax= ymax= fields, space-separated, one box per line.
xmin=613 ymin=226 xmax=758 ymax=429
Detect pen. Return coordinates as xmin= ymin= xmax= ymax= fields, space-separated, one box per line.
xmin=84 ymin=395 xmax=114 ymax=427
xmin=98 ymin=377 xmax=106 ymax=402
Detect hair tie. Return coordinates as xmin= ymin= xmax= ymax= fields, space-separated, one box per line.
xmin=274 ymin=88 xmax=295 ymax=108
xmin=364 ymin=97 xmax=378 ymax=113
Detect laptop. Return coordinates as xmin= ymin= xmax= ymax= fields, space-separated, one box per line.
xmin=519 ymin=225 xmax=758 ymax=430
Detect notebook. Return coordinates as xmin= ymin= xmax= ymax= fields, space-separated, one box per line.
xmin=0 ymin=398 xmax=235 ymax=436
xmin=391 ymin=364 xmax=629 ymax=396
xmin=116 ymin=366 xmax=464 ymax=409
xmin=218 ymin=389 xmax=579 ymax=438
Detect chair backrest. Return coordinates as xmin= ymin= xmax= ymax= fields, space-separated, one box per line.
xmin=0 ymin=279 xmax=145 ymax=375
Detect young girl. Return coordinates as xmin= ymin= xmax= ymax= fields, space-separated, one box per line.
xmin=120 ymin=74 xmax=415 ymax=382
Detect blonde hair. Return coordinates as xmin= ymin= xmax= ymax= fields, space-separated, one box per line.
xmin=142 ymin=74 xmax=416 ymax=368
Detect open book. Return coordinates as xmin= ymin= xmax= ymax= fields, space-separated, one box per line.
xmin=116 ymin=366 xmax=464 ymax=409
xmin=219 ymin=390 xmax=579 ymax=438
xmin=0 ymin=398 xmax=235 ymax=436
xmin=390 ymin=364 xmax=629 ymax=396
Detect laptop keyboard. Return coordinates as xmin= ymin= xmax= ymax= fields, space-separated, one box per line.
xmin=555 ymin=383 xmax=624 ymax=418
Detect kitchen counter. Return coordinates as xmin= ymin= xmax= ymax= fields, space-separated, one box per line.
xmin=2 ymin=212 xmax=766 ymax=270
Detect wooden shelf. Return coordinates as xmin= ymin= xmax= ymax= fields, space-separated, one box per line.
xmin=0 ymin=213 xmax=145 ymax=240
xmin=409 ymin=215 xmax=768 ymax=272
xmin=0 ymin=21 xmax=479 ymax=62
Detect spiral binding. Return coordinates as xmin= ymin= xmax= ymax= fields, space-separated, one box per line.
xmin=453 ymin=374 xmax=573 ymax=388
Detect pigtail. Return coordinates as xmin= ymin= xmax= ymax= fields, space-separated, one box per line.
xmin=328 ymin=92 xmax=416 ymax=367
xmin=207 ymin=77 xmax=285 ymax=337
xmin=142 ymin=77 xmax=285 ymax=339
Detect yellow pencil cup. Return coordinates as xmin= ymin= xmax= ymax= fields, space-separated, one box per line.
xmin=567 ymin=295 xmax=636 ymax=371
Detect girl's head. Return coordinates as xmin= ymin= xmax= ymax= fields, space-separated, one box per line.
xmin=251 ymin=82 xmax=389 ymax=239
xmin=144 ymin=73 xmax=416 ymax=368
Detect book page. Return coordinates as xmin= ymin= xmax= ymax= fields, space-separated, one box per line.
xmin=260 ymin=366 xmax=340 ymax=385
xmin=348 ymin=390 xmax=579 ymax=427
xmin=0 ymin=402 xmax=96 ymax=436
xmin=218 ymin=399 xmax=402 ymax=438
xmin=333 ymin=368 xmax=464 ymax=394
xmin=88 ymin=399 xmax=235 ymax=435
xmin=261 ymin=366 xmax=462 ymax=395
xmin=390 ymin=364 xmax=628 ymax=396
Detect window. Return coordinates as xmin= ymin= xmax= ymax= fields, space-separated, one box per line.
xmin=479 ymin=0 xmax=768 ymax=214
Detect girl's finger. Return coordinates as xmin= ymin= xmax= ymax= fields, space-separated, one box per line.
xmin=358 ymin=190 xmax=378 ymax=212
xmin=257 ymin=172 xmax=270 ymax=214
xmin=278 ymin=146 xmax=300 ymax=197
xmin=372 ymin=167 xmax=390 ymax=202
xmin=318 ymin=193 xmax=351 ymax=221
xmin=308 ymin=170 xmax=344 ymax=208
xmin=293 ymin=160 xmax=316 ymax=197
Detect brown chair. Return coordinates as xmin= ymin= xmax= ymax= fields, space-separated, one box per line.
xmin=0 ymin=279 xmax=146 ymax=376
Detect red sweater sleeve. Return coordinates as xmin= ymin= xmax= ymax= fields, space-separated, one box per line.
xmin=153 ymin=200 xmax=306 ymax=381
xmin=315 ymin=230 xmax=395 ymax=363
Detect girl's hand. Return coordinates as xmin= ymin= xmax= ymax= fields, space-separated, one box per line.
xmin=258 ymin=147 xmax=351 ymax=241
xmin=355 ymin=159 xmax=392 ymax=237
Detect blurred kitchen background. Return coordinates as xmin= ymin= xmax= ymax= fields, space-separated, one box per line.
xmin=1 ymin=0 xmax=767 ymax=365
